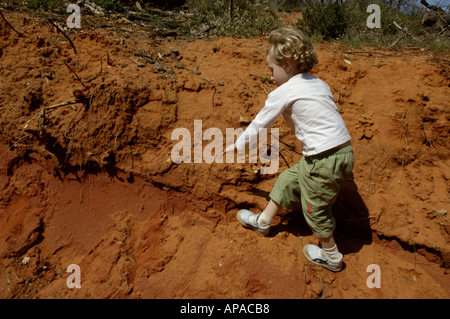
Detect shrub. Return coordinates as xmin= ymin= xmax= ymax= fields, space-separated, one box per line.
xmin=91 ymin=0 xmax=125 ymax=12
xmin=25 ymin=0 xmax=63 ymax=10
xmin=297 ymin=0 xmax=348 ymax=40
xmin=187 ymin=0 xmax=282 ymax=37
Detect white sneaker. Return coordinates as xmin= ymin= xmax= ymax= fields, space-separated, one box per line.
xmin=303 ymin=244 xmax=343 ymax=272
xmin=236 ymin=209 xmax=270 ymax=237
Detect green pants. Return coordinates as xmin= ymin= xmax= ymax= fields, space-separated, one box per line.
xmin=269 ymin=144 xmax=354 ymax=238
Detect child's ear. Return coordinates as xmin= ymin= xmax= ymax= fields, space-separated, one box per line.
xmin=283 ymin=58 xmax=292 ymax=71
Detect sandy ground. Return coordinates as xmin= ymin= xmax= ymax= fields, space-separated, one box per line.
xmin=0 ymin=9 xmax=449 ymax=299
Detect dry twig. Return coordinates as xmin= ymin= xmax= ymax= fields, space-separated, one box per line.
xmin=48 ymin=19 xmax=77 ymax=55
xmin=129 ymin=57 xmax=144 ymax=67
xmin=64 ymin=62 xmax=85 ymax=87
xmin=258 ymin=83 xmax=268 ymax=95
xmin=438 ymin=25 xmax=450 ymax=36
xmin=39 ymin=99 xmax=79 ymax=116
xmin=238 ymin=75 xmax=253 ymax=93
xmin=344 ymin=50 xmax=400 ymax=57
xmin=391 ymin=21 xmax=422 ymax=46
xmin=0 ymin=10 xmax=26 ymax=37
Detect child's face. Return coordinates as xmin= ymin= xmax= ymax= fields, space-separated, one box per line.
xmin=266 ymin=53 xmax=293 ymax=87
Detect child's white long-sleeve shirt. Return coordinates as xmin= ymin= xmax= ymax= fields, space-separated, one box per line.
xmin=235 ymin=73 xmax=351 ymax=156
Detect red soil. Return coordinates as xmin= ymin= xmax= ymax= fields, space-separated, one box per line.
xmin=0 ymin=10 xmax=449 ymax=299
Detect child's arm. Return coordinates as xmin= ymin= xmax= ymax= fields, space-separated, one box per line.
xmin=235 ymin=89 xmax=289 ymax=152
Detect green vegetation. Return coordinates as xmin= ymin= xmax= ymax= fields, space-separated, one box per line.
xmin=25 ymin=0 xmax=63 ymax=10
xmin=91 ymin=0 xmax=125 ymax=13
xmin=2 ymin=0 xmax=447 ymax=50
xmin=186 ymin=0 xmax=282 ymax=37
xmin=184 ymin=0 xmax=448 ymax=50
xmin=297 ymin=0 xmax=348 ymax=40
xmin=295 ymin=0 xmax=448 ymax=50
xmin=22 ymin=0 xmax=124 ymax=12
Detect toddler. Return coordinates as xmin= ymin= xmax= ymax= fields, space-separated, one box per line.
xmin=233 ymin=27 xmax=354 ymax=272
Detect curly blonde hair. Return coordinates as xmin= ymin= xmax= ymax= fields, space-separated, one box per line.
xmin=266 ymin=27 xmax=318 ymax=73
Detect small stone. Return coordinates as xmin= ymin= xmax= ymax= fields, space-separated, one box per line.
xmin=436 ymin=209 xmax=447 ymax=216
xmin=239 ymin=116 xmax=250 ymax=125
xmin=154 ymin=62 xmax=162 ymax=71
xmin=21 ymin=257 xmax=30 ymax=265
xmin=218 ymin=81 xmax=224 ymax=86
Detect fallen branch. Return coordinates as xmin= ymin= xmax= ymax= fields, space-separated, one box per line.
xmin=344 ymin=50 xmax=400 ymax=57
xmin=392 ymin=21 xmax=422 ymax=44
xmin=39 ymin=99 xmax=79 ymax=117
xmin=438 ymin=24 xmax=450 ymax=36
xmin=84 ymin=0 xmax=105 ymax=16
xmin=127 ymin=11 xmax=155 ymax=21
xmin=420 ymin=0 xmax=445 ymax=13
xmin=390 ymin=35 xmax=405 ymax=47
xmin=48 ymin=19 xmax=77 ymax=55
xmin=0 ymin=9 xmax=26 ymax=37
xmin=129 ymin=57 xmax=145 ymax=67
xmin=422 ymin=10 xmax=450 ymax=27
